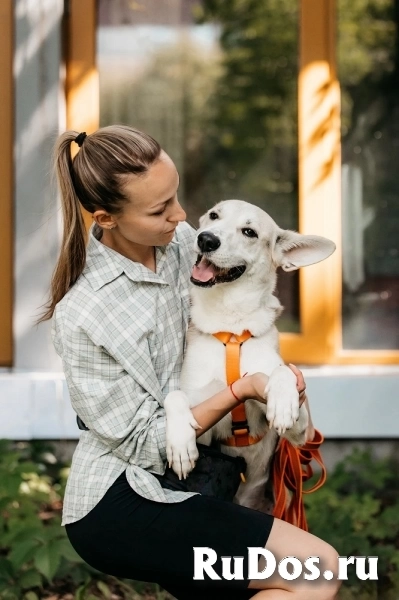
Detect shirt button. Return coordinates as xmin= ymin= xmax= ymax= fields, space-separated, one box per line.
xmin=177 ymin=332 xmax=182 ymax=338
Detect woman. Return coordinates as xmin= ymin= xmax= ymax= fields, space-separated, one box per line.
xmin=42 ymin=125 xmax=340 ymax=599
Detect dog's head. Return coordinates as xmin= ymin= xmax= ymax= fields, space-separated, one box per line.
xmin=191 ymin=199 xmax=336 ymax=288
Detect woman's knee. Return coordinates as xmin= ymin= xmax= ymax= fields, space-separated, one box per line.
xmin=248 ymin=518 xmax=342 ymax=598
xmin=318 ymin=541 xmax=342 ymax=598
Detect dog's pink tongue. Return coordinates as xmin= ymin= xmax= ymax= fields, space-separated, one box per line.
xmin=192 ymin=260 xmax=216 ymax=282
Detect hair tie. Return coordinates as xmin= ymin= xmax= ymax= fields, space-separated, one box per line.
xmin=74 ymin=132 xmax=87 ymax=147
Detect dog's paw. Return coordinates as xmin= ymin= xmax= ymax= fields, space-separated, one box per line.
xmin=164 ymin=391 xmax=201 ymax=480
xmin=265 ymin=366 xmax=299 ymax=435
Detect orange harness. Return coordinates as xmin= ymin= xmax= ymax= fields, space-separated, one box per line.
xmin=212 ymin=331 xmax=264 ymax=447
xmin=212 ymin=329 xmax=327 ymax=531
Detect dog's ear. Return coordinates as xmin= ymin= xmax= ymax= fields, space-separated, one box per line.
xmin=274 ymin=230 xmax=336 ymax=272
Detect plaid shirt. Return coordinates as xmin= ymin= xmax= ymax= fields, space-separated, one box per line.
xmin=52 ymin=222 xmax=198 ymax=525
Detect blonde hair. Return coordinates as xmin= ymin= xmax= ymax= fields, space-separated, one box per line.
xmin=39 ymin=125 xmax=161 ymax=322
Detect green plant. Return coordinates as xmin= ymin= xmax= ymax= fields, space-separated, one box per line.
xmin=0 ymin=440 xmax=170 ymax=600
xmin=1 ymin=440 xmax=398 ymax=599
xmin=305 ymin=448 xmax=399 ymax=600
xmin=0 ymin=440 xmax=79 ymax=598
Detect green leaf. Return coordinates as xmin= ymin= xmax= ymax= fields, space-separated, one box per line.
xmin=96 ymin=580 xmax=112 ymax=598
xmin=24 ymin=592 xmax=39 ymax=600
xmin=74 ymin=581 xmax=89 ymax=600
xmin=19 ymin=569 xmax=42 ymax=590
xmin=0 ymin=579 xmax=10 ymax=593
xmin=68 ymin=564 xmax=93 ymax=585
xmin=56 ymin=537 xmax=84 ymax=563
xmin=0 ymin=559 xmax=15 ymax=581
xmin=2 ymin=525 xmax=45 ymax=547
xmin=8 ymin=539 xmax=41 ymax=570
xmin=0 ymin=586 xmax=21 ymax=600
xmin=0 ymin=474 xmax=21 ymax=499
xmin=33 ymin=542 xmax=61 ymax=582
xmin=33 ymin=525 xmax=64 ymax=543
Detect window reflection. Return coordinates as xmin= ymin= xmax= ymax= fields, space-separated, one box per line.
xmin=97 ymin=0 xmax=299 ymax=332
xmin=339 ymin=0 xmax=399 ymax=349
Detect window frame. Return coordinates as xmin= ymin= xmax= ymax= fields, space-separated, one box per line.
xmin=0 ymin=0 xmax=13 ymax=367
xmin=65 ymin=0 xmax=399 ymax=366
xmin=64 ymin=0 xmax=98 ymax=230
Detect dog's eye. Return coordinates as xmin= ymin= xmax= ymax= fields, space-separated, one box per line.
xmin=242 ymin=228 xmax=258 ymax=238
xmin=209 ymin=212 xmax=219 ymax=220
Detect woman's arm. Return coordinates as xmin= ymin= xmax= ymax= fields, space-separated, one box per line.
xmin=190 ymin=372 xmax=269 ymax=437
xmin=54 ymin=315 xmax=168 ymax=472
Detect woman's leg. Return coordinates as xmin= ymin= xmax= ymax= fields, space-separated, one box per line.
xmin=158 ymin=578 xmax=258 ymax=599
xmin=66 ymin=473 xmax=340 ymax=599
xmin=248 ymin=518 xmax=341 ymax=600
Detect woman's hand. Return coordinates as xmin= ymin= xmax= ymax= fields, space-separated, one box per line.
xmin=232 ymin=372 xmax=269 ymax=403
xmin=288 ymin=363 xmax=315 ymax=440
xmin=288 ymin=363 xmax=307 ymax=406
xmin=233 ymin=365 xmax=307 ymax=406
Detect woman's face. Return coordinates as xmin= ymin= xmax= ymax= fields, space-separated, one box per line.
xmin=112 ymin=150 xmax=187 ymax=247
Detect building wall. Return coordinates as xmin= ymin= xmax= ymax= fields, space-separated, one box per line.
xmin=1 ymin=368 xmax=398 ymax=440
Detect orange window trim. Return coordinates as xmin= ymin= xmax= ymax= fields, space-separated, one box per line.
xmin=64 ymin=0 xmax=99 ymax=230
xmin=0 ymin=0 xmax=14 ymax=367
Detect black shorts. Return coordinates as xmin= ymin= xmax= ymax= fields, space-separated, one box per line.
xmin=66 ymin=471 xmax=274 ymax=599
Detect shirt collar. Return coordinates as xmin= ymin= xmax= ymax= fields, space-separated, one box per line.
xmin=83 ymin=224 xmax=179 ymax=291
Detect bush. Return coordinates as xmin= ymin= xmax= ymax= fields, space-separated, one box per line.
xmin=305 ymin=448 xmax=399 ymax=600
xmin=0 ymin=440 xmax=398 ymax=599
xmin=0 ymin=440 xmax=171 ymax=600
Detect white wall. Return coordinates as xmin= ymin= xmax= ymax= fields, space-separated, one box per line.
xmin=0 ymin=367 xmax=398 ymax=440
xmin=14 ymin=0 xmax=64 ymax=371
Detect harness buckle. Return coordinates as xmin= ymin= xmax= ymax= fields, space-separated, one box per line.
xmin=231 ymin=421 xmax=250 ymax=436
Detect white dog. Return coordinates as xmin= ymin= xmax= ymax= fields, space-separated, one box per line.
xmin=164 ymin=200 xmax=335 ymax=512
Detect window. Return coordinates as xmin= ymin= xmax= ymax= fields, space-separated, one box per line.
xmin=65 ymin=0 xmax=399 ymax=365
xmin=339 ymin=0 xmax=399 ymax=351
xmin=98 ymin=0 xmax=300 ymax=332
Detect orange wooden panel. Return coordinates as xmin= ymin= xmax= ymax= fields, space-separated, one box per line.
xmin=280 ymin=0 xmax=341 ymax=364
xmin=64 ymin=0 xmax=99 ymax=230
xmin=0 ymin=0 xmax=13 ymax=366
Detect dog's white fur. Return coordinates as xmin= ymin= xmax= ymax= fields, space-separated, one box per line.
xmin=164 ymin=200 xmax=335 ymax=512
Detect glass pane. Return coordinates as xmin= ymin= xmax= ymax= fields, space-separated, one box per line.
xmin=98 ymin=0 xmax=299 ymax=332
xmin=339 ymin=0 xmax=399 ymax=349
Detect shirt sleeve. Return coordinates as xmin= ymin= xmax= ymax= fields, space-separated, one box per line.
xmin=60 ymin=322 xmax=167 ymax=474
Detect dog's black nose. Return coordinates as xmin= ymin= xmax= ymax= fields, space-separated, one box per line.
xmin=197 ymin=231 xmax=221 ymax=253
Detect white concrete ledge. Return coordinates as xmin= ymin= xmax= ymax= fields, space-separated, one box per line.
xmin=0 ymin=371 xmax=78 ymax=440
xmin=300 ymin=366 xmax=399 ymax=438
xmin=0 ymin=367 xmax=398 ymax=439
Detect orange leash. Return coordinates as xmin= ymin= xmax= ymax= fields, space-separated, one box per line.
xmin=272 ymin=429 xmax=326 ymax=531
xmin=212 ymin=331 xmax=264 ymax=447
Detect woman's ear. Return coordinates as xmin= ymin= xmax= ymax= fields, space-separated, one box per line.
xmin=93 ymin=210 xmax=117 ymax=230
xmin=273 ymin=230 xmax=336 ymax=272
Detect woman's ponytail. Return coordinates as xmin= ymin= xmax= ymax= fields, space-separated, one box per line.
xmin=38 ymin=132 xmax=87 ymax=322
xmin=38 ymin=124 xmax=161 ymax=323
